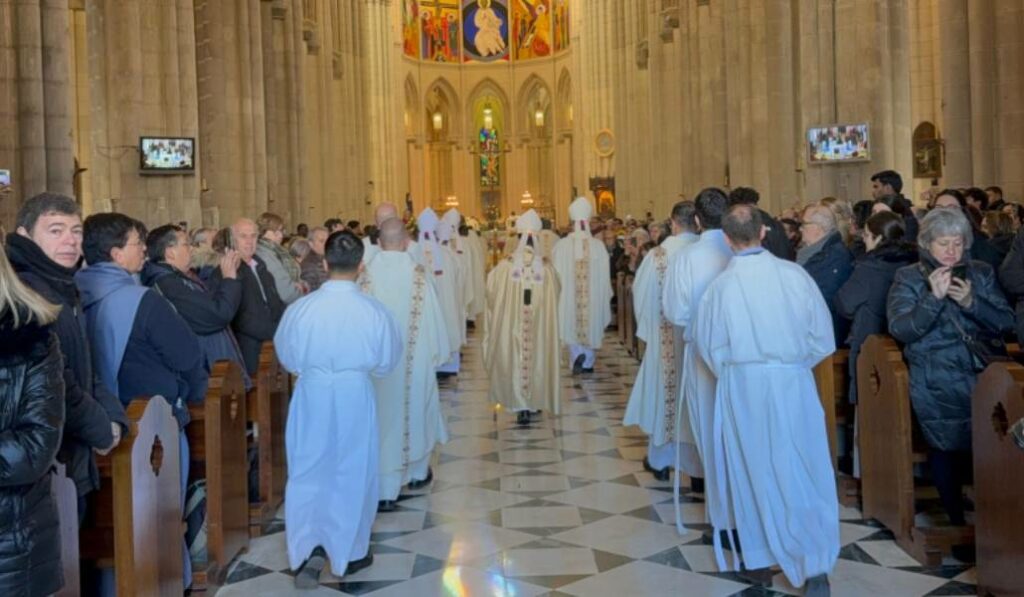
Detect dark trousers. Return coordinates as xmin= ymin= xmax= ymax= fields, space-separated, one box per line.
xmin=928 ymin=448 xmax=972 ymax=526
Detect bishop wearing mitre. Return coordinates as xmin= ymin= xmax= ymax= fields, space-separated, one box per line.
xmin=413 ymin=208 xmax=463 ymax=375
xmin=552 ymin=197 xmax=613 ymax=374
xmin=484 ymin=209 xmax=561 ymax=426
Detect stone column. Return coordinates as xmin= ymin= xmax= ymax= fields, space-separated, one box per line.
xmin=86 ymin=0 xmax=201 ymax=224
xmin=967 ymin=0 xmax=996 ymax=186
xmin=938 ymin=0 xmax=972 ymax=186
xmin=993 ymin=0 xmax=1024 ymax=199
xmin=363 ymin=0 xmax=399 ymax=217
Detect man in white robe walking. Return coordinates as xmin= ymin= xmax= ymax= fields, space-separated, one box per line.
xmin=695 ymin=204 xmax=837 ymax=595
xmin=442 ymin=208 xmax=485 ymax=324
xmin=624 ymin=201 xmax=702 ymax=483
xmin=361 ymin=219 xmax=451 ymax=511
xmin=275 ymin=230 xmax=402 ymax=589
xmin=662 ymin=188 xmax=732 ymax=496
xmin=552 ymin=197 xmax=613 ymax=374
xmin=414 ymin=208 xmax=463 ymax=375
xmin=363 ymin=202 xmax=418 ymax=264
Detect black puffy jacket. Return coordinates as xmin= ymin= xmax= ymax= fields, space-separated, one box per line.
xmin=0 ymin=314 xmax=66 ymax=596
xmin=887 ymin=254 xmax=1015 ymax=451
xmin=5 ymin=233 xmax=125 ymax=498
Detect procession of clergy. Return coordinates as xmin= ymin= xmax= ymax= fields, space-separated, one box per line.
xmin=277 ymin=190 xmax=836 ymax=595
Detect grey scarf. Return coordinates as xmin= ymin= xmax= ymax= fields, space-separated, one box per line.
xmin=796 ymin=231 xmax=834 ymax=265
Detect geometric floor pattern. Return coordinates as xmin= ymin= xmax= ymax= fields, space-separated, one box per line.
xmin=214 ymin=330 xmax=977 ymax=596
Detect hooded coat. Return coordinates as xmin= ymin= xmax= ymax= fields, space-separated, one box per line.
xmin=887 ymin=253 xmax=1014 ymax=450
xmin=0 ymin=314 xmax=66 ymax=597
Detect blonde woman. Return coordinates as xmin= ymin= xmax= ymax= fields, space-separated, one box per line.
xmin=0 ymin=242 xmax=66 ymax=596
xmin=820 ymin=196 xmax=854 ymax=246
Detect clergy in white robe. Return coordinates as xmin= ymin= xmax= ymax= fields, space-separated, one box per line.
xmin=362 ymin=202 xmax=418 ymax=264
xmin=695 ymin=204 xmax=837 ymax=594
xmin=274 ymin=230 xmax=402 ymax=586
xmin=361 ymin=219 xmax=451 ymax=505
xmin=661 ymin=188 xmax=733 ymax=502
xmin=484 ymin=210 xmax=561 ymax=425
xmin=440 ymin=209 xmax=474 ymax=329
xmin=413 ymin=208 xmax=463 ymax=373
xmin=552 ymin=197 xmax=613 ymax=373
xmin=464 ymin=227 xmax=488 ymax=321
xmin=623 ymin=201 xmax=702 ymax=480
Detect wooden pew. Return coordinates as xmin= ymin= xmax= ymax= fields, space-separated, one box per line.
xmin=247 ymin=343 xmax=289 ymax=535
xmin=53 ymin=463 xmax=80 ymax=597
xmin=186 ymin=361 xmax=248 ymax=585
xmin=80 ymin=397 xmax=184 ymax=596
xmin=857 ymin=334 xmax=972 ymax=565
xmin=813 ymin=349 xmax=860 ymax=506
xmin=972 ymin=362 xmax=1024 ymax=596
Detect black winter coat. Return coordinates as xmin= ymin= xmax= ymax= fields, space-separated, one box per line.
xmin=834 ymin=243 xmax=917 ymax=403
xmin=140 ymin=261 xmax=241 ymax=336
xmin=0 ymin=315 xmax=66 ymax=597
xmin=887 ymin=254 xmax=1015 ymax=451
xmin=5 ymin=234 xmax=125 ymax=498
xmin=802 ymin=232 xmax=854 ymax=346
xmin=998 ymin=228 xmax=1024 ymax=342
xmin=759 ymin=208 xmax=796 ymax=261
xmin=209 ymin=256 xmax=285 ymax=375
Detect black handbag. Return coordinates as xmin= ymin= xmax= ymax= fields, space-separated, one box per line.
xmin=950 ymin=316 xmax=1010 ymax=371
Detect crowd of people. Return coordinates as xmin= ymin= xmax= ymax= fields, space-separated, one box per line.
xmin=0 ymin=170 xmax=1021 ymax=594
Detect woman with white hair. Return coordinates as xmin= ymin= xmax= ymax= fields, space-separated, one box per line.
xmin=887 ymin=208 xmax=1013 ymax=538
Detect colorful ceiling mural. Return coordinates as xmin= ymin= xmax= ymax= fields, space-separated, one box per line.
xmin=402 ymin=0 xmax=569 ymax=62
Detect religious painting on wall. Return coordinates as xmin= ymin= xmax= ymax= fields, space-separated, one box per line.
xmin=462 ymin=0 xmax=510 ymax=62
xmin=479 ymin=127 xmax=501 ymax=188
xmin=402 ymin=0 xmax=420 ymax=58
xmin=421 ymin=1 xmax=460 ymax=62
xmin=552 ymin=0 xmax=569 ymax=52
xmin=511 ymin=0 xmax=552 ymax=60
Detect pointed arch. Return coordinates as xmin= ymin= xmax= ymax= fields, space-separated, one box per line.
xmin=556 ymin=68 xmax=573 ymax=132
xmin=424 ymin=76 xmax=461 ymax=140
xmin=404 ymin=75 xmax=420 ymax=138
xmin=465 ymin=77 xmax=511 ymax=136
xmin=516 ymin=74 xmax=553 ymax=135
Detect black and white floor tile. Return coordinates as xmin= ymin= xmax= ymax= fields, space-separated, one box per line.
xmin=214 ymin=331 xmax=976 ymax=596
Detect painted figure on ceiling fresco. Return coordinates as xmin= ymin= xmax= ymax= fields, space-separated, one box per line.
xmin=402 ymin=0 xmax=420 ymax=58
xmin=553 ymin=0 xmax=569 ymax=52
xmin=512 ymin=0 xmax=551 ymax=60
xmin=462 ymin=0 xmax=509 ymax=62
xmin=421 ymin=1 xmax=460 ymax=62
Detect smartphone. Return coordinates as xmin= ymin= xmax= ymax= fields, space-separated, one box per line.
xmin=951 ymin=264 xmax=967 ymax=281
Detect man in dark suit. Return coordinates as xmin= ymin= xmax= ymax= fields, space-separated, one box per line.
xmin=209 ymin=218 xmax=286 ymax=375
xmin=728 ymin=187 xmax=795 ymax=261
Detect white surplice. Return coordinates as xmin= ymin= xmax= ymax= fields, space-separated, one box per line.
xmin=274 ymin=281 xmax=401 ymax=570
xmin=411 ymin=241 xmax=464 ymax=351
xmin=362 ymin=251 xmax=451 ymax=500
xmin=552 ymin=233 xmax=613 ymax=351
xmin=623 ymin=233 xmax=702 ymax=475
xmin=661 ymin=229 xmax=733 ymax=519
xmin=695 ymin=250 xmax=838 ymax=587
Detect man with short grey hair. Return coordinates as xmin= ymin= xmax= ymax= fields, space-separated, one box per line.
xmin=301 ymin=226 xmax=329 ymax=291
xmin=799 ymin=204 xmax=853 ymax=344
xmin=695 ymin=203 xmax=838 ymax=595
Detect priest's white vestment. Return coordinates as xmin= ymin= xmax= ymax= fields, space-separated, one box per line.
xmin=414 ymin=209 xmax=464 ymax=371
xmin=661 ymin=229 xmax=733 ymax=506
xmin=552 ymin=199 xmax=612 ymax=367
xmin=362 ymin=251 xmax=451 ymax=500
xmin=695 ymin=249 xmax=838 ymax=587
xmin=623 ymin=233 xmax=702 ymax=474
xmin=274 ymin=281 xmax=401 ymax=570
xmin=363 ymin=235 xmax=418 ymax=264
xmin=464 ymin=229 xmax=487 ymax=320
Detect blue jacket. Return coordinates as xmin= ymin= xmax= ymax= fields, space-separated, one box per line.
xmin=802 ymin=232 xmax=854 ymax=346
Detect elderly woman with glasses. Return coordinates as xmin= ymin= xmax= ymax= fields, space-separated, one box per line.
xmin=887 ymin=208 xmax=1014 ymax=532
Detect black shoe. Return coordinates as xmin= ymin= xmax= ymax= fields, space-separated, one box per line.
xmin=342 ymin=553 xmax=374 ymax=577
xmin=516 ymin=411 xmax=531 ymax=426
xmin=572 ymin=354 xmax=586 ymax=375
xmin=436 ymin=371 xmax=456 ymax=380
xmin=294 ymin=547 xmax=328 ymax=589
xmin=951 ymin=544 xmax=976 ymax=563
xmin=581 ymin=367 xmax=595 ymax=374
xmin=702 ymin=529 xmax=742 ymax=554
xmin=408 ymin=467 xmax=434 ymax=489
xmin=690 ymin=477 xmax=705 ymax=494
xmin=804 ymin=574 xmax=830 ymax=596
xmin=642 ymin=457 xmax=670 ymax=481
xmin=467 ymin=321 xmax=476 ymax=330
xmin=377 ymin=500 xmax=396 ymax=512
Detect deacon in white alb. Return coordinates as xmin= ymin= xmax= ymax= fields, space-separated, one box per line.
xmin=463 ymin=220 xmax=488 ymax=323
xmin=552 ymin=197 xmax=613 ymax=374
xmin=443 ymin=208 xmax=486 ymax=324
xmin=484 ymin=210 xmax=561 ymax=426
xmin=413 ymin=208 xmax=463 ymax=374
xmin=661 ymin=188 xmax=733 ymax=499
xmin=274 ymin=230 xmax=401 ymax=588
xmin=363 ymin=202 xmax=418 ymax=264
xmin=361 ymin=219 xmax=451 ymax=511
xmin=623 ymin=201 xmax=702 ymax=484
xmin=695 ymin=204 xmax=837 ymax=595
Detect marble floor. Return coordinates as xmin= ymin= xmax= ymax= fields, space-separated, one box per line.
xmin=214 ymin=330 xmax=976 ymax=596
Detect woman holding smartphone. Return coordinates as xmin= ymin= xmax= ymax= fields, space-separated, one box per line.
xmin=887 ymin=208 xmax=1013 ymax=539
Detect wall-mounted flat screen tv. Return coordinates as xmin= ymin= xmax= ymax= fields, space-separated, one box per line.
xmin=807 ymin=123 xmax=870 ymax=164
xmin=140 ymin=137 xmax=195 ymax=173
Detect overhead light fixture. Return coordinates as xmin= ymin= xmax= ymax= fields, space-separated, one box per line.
xmin=534 ymin=109 xmax=545 ymax=128
xmin=432 ymin=111 xmax=444 ymax=131
xmin=521 ymin=191 xmax=534 ymax=206
xmin=483 ymin=104 xmax=494 ymax=130
xmin=445 ymin=195 xmax=459 ymax=208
